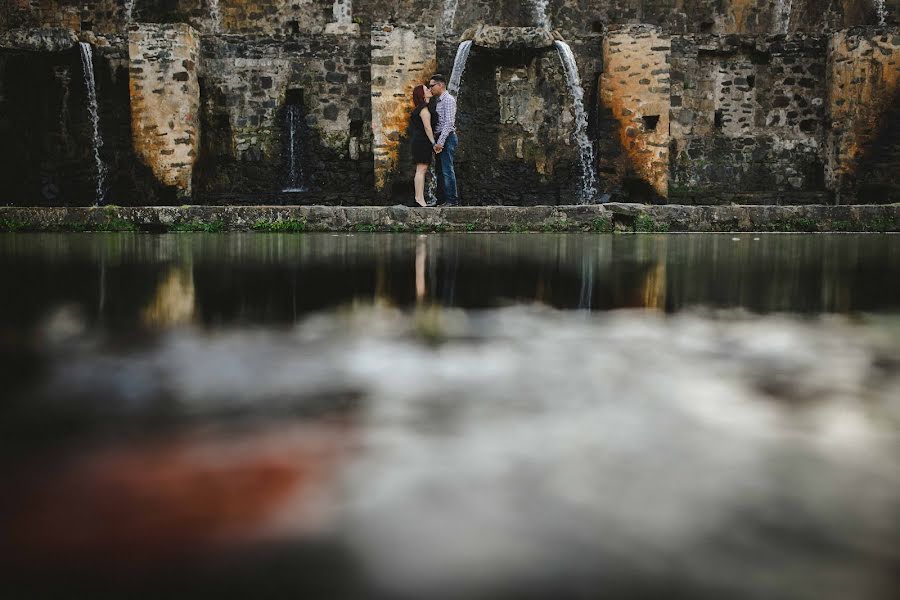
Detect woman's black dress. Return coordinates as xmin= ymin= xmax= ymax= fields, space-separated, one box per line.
xmin=410 ymin=104 xmax=435 ymax=165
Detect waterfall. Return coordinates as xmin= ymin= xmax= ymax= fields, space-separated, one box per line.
xmin=772 ymin=0 xmax=792 ymax=34
xmin=532 ymin=0 xmax=551 ymax=29
xmin=448 ymin=40 xmax=473 ymax=96
xmin=283 ymin=105 xmax=307 ymax=192
xmin=442 ymin=0 xmax=460 ymax=34
xmin=554 ymin=41 xmax=597 ymax=204
xmin=208 ymin=0 xmax=222 ymax=33
xmin=123 ymin=0 xmax=135 ymax=23
xmin=874 ymin=0 xmax=886 ymax=25
xmin=79 ymin=43 xmax=105 ymax=205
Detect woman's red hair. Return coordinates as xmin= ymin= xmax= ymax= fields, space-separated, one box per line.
xmin=412 ymin=84 xmax=426 ymax=108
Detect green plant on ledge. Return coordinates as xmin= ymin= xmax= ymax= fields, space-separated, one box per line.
xmin=251 ymin=218 xmax=307 ymax=233
xmin=589 ymin=217 xmax=613 ymax=233
xmin=354 ymin=223 xmax=378 ymax=233
xmin=170 ymin=220 xmax=225 ymax=233
xmin=97 ymin=218 xmax=139 ymax=232
xmin=0 ymin=219 xmax=28 ymax=232
xmin=541 ymin=218 xmax=570 ymax=233
xmin=634 ymin=214 xmax=668 ymax=233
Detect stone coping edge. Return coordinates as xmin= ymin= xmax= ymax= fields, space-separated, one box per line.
xmin=0 ymin=204 xmax=897 ymax=233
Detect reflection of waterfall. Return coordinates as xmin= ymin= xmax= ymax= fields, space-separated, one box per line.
xmin=578 ymin=254 xmax=593 ymax=310
xmin=79 ymin=43 xmax=105 ymax=205
xmin=448 ymin=41 xmax=473 ymax=96
xmin=532 ymin=0 xmax=551 ymax=29
xmin=773 ymin=0 xmax=792 ymax=34
xmin=874 ymin=0 xmax=886 ymax=25
xmin=208 ymin=0 xmax=222 ymax=33
xmin=442 ymin=0 xmax=460 ymax=34
xmin=124 ymin=0 xmax=135 ymax=23
xmin=554 ymin=41 xmax=597 ymax=204
xmin=283 ymin=105 xmax=306 ymax=193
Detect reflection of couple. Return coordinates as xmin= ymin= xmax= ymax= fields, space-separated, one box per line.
xmin=410 ymin=74 xmax=459 ymax=207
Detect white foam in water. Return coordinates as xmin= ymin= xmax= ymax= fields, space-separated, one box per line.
xmin=448 ymin=40 xmax=472 ymax=96
xmin=79 ymin=43 xmax=105 ymax=206
xmin=283 ymin=105 xmax=307 ymax=193
xmin=555 ymin=41 xmax=597 ymax=203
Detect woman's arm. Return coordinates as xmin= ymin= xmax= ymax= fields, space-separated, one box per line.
xmin=420 ymin=108 xmax=436 ymax=146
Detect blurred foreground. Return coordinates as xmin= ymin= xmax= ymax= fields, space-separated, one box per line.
xmin=2 ymin=305 xmax=900 ymax=599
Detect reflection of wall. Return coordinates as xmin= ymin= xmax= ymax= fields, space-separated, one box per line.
xmin=143 ymin=267 xmax=196 ymax=328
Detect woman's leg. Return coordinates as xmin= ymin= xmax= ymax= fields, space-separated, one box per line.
xmin=414 ymin=163 xmax=428 ymax=206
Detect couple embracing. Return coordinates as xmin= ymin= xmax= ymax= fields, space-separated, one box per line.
xmin=410 ymin=74 xmax=459 ymax=208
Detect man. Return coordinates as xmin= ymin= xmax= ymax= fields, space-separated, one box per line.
xmin=429 ymin=74 xmax=459 ymax=207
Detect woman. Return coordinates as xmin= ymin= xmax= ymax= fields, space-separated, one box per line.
xmin=410 ymin=84 xmax=437 ymax=207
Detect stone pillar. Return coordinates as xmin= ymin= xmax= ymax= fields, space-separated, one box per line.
xmin=600 ymin=25 xmax=671 ymax=198
xmin=826 ymin=30 xmax=900 ymax=201
xmin=128 ymin=23 xmax=200 ymax=198
xmin=370 ymin=24 xmax=436 ymax=196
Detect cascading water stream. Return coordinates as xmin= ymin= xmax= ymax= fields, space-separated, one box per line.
xmin=442 ymin=0 xmax=460 ymax=35
xmin=554 ymin=41 xmax=597 ymax=204
xmin=283 ymin=105 xmax=307 ymax=193
xmin=448 ymin=40 xmax=473 ymax=96
xmin=123 ymin=0 xmax=135 ymax=23
xmin=773 ymin=0 xmax=793 ymax=34
xmin=873 ymin=0 xmax=886 ymax=25
xmin=208 ymin=0 xmax=222 ymax=33
xmin=79 ymin=42 xmax=105 ymax=205
xmin=532 ymin=0 xmax=551 ymax=29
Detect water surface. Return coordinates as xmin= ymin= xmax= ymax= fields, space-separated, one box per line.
xmin=1 ymin=232 xmax=899 ymax=600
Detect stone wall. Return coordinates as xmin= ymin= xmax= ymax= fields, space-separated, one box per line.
xmin=600 ymin=25 xmax=671 ymax=199
xmin=197 ymin=33 xmax=373 ymax=202
xmin=370 ymin=23 xmax=435 ymax=197
xmin=128 ymin=24 xmax=200 ymax=197
xmin=827 ymin=29 xmax=900 ymax=202
xmin=669 ymin=34 xmax=828 ymax=200
xmin=1 ymin=1 xmax=899 ymax=206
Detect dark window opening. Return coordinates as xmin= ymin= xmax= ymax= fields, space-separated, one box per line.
xmin=641 ymin=115 xmax=660 ymax=131
xmin=81 ymin=20 xmax=93 ymax=31
xmin=714 ymin=109 xmax=724 ymax=129
xmin=592 ymin=21 xmax=604 ymax=33
xmin=286 ymin=88 xmax=304 ymax=106
xmin=287 ymin=20 xmax=300 ymax=35
xmin=350 ymin=119 xmax=364 ymax=137
xmin=746 ymin=75 xmax=756 ymax=89
xmin=699 ymin=21 xmax=714 ymax=33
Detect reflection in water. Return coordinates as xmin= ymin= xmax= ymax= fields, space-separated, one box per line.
xmin=2 ymin=232 xmax=900 ymax=598
xmin=142 ymin=266 xmax=196 ymax=328
xmin=0 ymin=233 xmax=898 ymax=333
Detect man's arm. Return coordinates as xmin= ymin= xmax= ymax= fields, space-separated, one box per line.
xmin=435 ymin=96 xmax=457 ymax=148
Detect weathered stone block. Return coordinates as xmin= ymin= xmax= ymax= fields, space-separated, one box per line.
xmin=128 ymin=23 xmax=200 ymax=198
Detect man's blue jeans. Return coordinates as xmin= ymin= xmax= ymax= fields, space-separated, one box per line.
xmin=435 ymin=133 xmax=459 ymax=205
